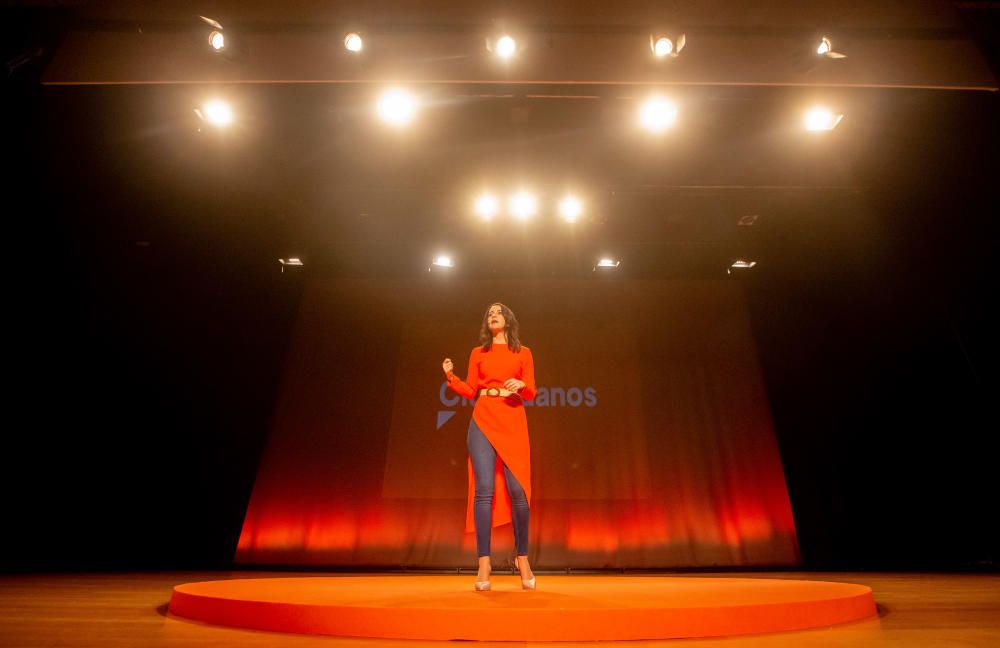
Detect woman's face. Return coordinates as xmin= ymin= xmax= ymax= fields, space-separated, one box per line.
xmin=487 ymin=304 xmax=506 ymax=334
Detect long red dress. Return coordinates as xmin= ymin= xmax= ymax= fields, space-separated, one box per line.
xmin=446 ymin=343 xmax=537 ymax=533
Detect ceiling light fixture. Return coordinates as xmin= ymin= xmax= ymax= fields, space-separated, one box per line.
xmin=279 ymin=258 xmax=303 ymax=273
xmin=639 ymin=96 xmax=678 ymax=132
xmin=344 ymin=32 xmax=363 ymax=53
xmin=377 ymin=89 xmax=417 ymax=127
xmin=429 ymin=254 xmax=455 ymax=271
xmin=594 ymin=257 xmax=621 ymax=271
xmin=650 ymin=33 xmax=686 ymax=58
xmin=804 ymin=106 xmax=844 ymax=131
xmin=816 ymin=36 xmax=846 ymax=59
xmin=475 ymin=193 xmax=500 ymax=220
xmin=509 ymin=191 xmax=538 ymax=220
xmin=195 ymin=99 xmax=234 ymax=127
xmin=559 ymin=195 xmax=583 ymax=222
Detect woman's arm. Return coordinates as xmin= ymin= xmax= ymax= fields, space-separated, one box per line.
xmin=518 ymin=347 xmax=537 ymax=401
xmin=446 ymin=348 xmax=479 ymax=400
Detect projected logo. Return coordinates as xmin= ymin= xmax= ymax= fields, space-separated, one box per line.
xmin=436 ymin=382 xmax=597 ymax=429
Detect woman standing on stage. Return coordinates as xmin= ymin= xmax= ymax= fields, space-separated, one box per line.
xmin=442 ymin=302 xmax=537 ymax=591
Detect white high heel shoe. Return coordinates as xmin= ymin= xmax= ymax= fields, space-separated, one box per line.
xmin=474 ymin=565 xmax=491 ymax=591
xmin=515 ymin=558 xmax=536 ymax=590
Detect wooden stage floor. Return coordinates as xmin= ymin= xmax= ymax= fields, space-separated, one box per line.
xmin=1 ymin=571 xmax=999 ymax=647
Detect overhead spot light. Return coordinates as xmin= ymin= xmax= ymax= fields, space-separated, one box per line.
xmin=487 ymin=34 xmax=518 ymax=60
xmin=509 ymin=191 xmax=538 ymax=220
xmin=475 ymin=193 xmax=499 ymax=220
xmin=816 ymin=36 xmax=846 ymax=59
xmin=377 ymin=89 xmax=417 ymax=127
xmin=344 ymin=32 xmax=363 ymax=53
xmin=804 ymin=107 xmax=843 ymax=131
xmin=496 ymin=35 xmax=517 ymax=59
xmin=594 ymin=257 xmax=621 ymax=271
xmin=727 ymin=259 xmax=757 ymax=276
xmin=195 ymin=99 xmax=234 ymax=127
xmin=279 ymin=258 xmax=303 ymax=273
xmin=200 ymin=16 xmax=227 ymax=52
xmin=430 ymin=254 xmax=455 ymax=271
xmin=558 ymin=195 xmax=583 ymax=222
xmin=650 ymin=33 xmax=686 ymax=58
xmin=639 ymin=96 xmax=678 ymax=133
xmin=208 ymin=30 xmax=225 ymax=51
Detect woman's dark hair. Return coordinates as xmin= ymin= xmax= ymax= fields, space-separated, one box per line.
xmin=479 ymin=302 xmax=522 ymax=352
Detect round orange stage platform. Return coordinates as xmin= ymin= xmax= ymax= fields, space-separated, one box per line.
xmin=168 ymin=575 xmax=877 ymax=641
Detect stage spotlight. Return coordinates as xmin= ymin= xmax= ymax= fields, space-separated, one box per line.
xmin=727 ymin=259 xmax=757 ymax=276
xmin=475 ymin=193 xmax=500 ymax=220
xmin=640 ymin=97 xmax=678 ymax=133
xmin=208 ymin=30 xmax=226 ymax=51
xmin=816 ymin=36 xmax=846 ymax=59
xmin=430 ymin=254 xmax=455 ymax=271
xmin=279 ymin=258 xmax=303 ymax=273
xmin=200 ymin=16 xmax=227 ymax=52
xmin=804 ymin=107 xmax=843 ymax=131
xmin=344 ymin=32 xmax=363 ymax=53
xmin=558 ymin=195 xmax=583 ymax=222
xmin=594 ymin=257 xmax=621 ymax=271
xmin=650 ymin=33 xmax=686 ymax=58
xmin=196 ymin=99 xmax=233 ymax=127
xmin=510 ymin=191 xmax=538 ymax=221
xmin=492 ymin=35 xmax=518 ymax=60
xmin=377 ymin=89 xmax=417 ymax=127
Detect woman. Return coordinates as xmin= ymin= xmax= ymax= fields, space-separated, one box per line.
xmin=442 ymin=302 xmax=537 ymax=591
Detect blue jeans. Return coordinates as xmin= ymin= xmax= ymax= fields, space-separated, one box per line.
xmin=467 ymin=417 xmax=529 ymax=558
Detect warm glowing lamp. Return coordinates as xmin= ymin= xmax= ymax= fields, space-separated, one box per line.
xmin=475 ymin=193 xmax=499 ymax=220
xmin=495 ymin=35 xmax=517 ymax=59
xmin=640 ymin=97 xmax=678 ymax=132
xmin=804 ymin=107 xmax=843 ymax=131
xmin=559 ymin=195 xmax=583 ymax=222
xmin=344 ymin=33 xmax=363 ymax=52
xmin=200 ymin=100 xmax=233 ymax=127
xmin=510 ymin=191 xmax=538 ymax=220
xmin=377 ymin=89 xmax=417 ymax=126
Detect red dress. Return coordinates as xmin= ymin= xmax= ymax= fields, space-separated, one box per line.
xmin=446 ymin=343 xmax=537 ymax=533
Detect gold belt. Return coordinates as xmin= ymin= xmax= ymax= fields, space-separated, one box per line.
xmin=479 ymin=387 xmax=520 ymax=398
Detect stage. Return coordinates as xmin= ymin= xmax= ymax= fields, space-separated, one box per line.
xmin=168 ymin=575 xmax=875 ymax=640
xmin=2 ymin=572 xmax=999 ymax=646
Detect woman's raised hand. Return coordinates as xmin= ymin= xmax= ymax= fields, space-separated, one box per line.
xmin=504 ymin=379 xmax=526 ymax=392
xmin=442 ymin=358 xmax=454 ymax=374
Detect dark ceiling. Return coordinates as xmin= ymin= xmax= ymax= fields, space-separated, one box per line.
xmin=3 ymin=0 xmax=998 ymax=279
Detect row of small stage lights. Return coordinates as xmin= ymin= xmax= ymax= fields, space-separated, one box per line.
xmin=196 ymin=93 xmax=844 ymax=133
xmin=200 ymin=16 xmax=846 ymax=64
xmin=195 ymin=17 xmax=846 ymax=133
xmin=427 ymin=255 xmax=758 ymax=274
xmin=278 ymin=255 xmax=758 ymax=274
